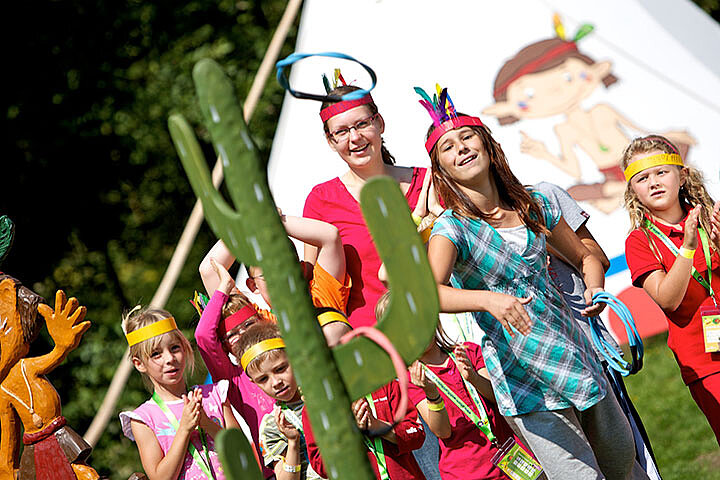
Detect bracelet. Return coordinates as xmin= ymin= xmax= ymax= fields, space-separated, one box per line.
xmin=426 ymin=399 xmax=445 ymax=412
xmin=411 ymin=213 xmax=423 ymax=227
xmin=283 ymin=461 xmax=301 ymax=473
xmin=679 ymin=246 xmax=696 ymax=259
xmin=425 ymin=393 xmax=441 ymax=403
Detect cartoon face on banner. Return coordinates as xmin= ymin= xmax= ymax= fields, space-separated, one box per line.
xmin=482 ymin=15 xmax=696 ymax=214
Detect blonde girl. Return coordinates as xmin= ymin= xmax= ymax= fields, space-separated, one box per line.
xmin=622 ymin=134 xmax=720 ymax=444
xmin=119 ymin=307 xmax=240 ymax=480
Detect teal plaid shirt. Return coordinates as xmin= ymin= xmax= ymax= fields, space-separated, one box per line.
xmin=432 ymin=191 xmax=606 ymax=416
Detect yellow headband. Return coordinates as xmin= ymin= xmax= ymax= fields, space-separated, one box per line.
xmin=317 ymin=311 xmax=352 ymax=328
xmin=240 ymin=338 xmax=286 ymax=371
xmin=624 ymin=153 xmax=683 ymax=182
xmin=126 ymin=317 xmax=178 ymax=347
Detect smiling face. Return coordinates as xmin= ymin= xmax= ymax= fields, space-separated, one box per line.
xmin=221 ymin=316 xmax=262 ymax=353
xmin=133 ymin=332 xmax=188 ymax=391
xmin=325 ymin=105 xmax=385 ymax=170
xmin=504 ymin=58 xmax=609 ymax=118
xmin=629 ymin=150 xmax=685 ymax=215
xmin=247 ymin=350 xmax=300 ymax=403
xmin=434 ymin=126 xmax=491 ymax=187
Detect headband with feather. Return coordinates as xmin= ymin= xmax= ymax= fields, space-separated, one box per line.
xmin=415 ymin=84 xmax=484 ymax=154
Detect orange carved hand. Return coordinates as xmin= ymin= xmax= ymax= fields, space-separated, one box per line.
xmin=37 ymin=290 xmax=90 ymax=351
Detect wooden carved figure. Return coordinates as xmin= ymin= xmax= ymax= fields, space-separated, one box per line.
xmin=0 ymin=278 xmax=97 ymax=480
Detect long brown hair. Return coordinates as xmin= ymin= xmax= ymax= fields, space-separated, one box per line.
xmin=321 ymin=85 xmax=395 ymax=165
xmin=428 ymin=117 xmax=549 ymax=236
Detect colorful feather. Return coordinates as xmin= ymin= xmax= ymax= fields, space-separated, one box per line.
xmin=573 ymin=23 xmax=594 ymax=42
xmin=437 ymin=88 xmax=449 ymax=122
xmin=322 ymin=74 xmax=331 ymax=94
xmin=190 ymin=290 xmax=210 ymax=316
xmin=445 ymin=90 xmax=457 ymax=117
xmin=0 ymin=216 xmax=14 ymax=267
xmin=553 ymin=13 xmax=566 ymax=40
xmin=414 ymin=87 xmax=433 ymax=105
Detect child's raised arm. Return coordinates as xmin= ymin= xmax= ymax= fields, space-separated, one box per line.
xmin=638 ymin=205 xmax=701 ymax=311
xmin=409 ymin=361 xmax=451 ymax=439
xmin=280 ymin=213 xmax=345 ymax=282
xmin=199 ymin=240 xmax=236 ymax=296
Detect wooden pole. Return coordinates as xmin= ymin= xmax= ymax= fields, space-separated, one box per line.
xmin=83 ymin=0 xmax=304 ymax=446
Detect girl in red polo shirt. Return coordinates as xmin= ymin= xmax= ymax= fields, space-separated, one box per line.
xmin=623 ymin=134 xmax=720 ymax=444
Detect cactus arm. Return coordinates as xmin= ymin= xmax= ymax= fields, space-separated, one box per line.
xmin=169 ymin=59 xmax=374 ymax=480
xmin=215 ymin=428 xmax=264 ymax=480
xmin=333 ymin=177 xmax=440 ymax=398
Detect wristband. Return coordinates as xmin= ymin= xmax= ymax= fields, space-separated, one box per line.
xmin=283 ymin=461 xmax=302 ymax=473
xmin=679 ymin=246 xmax=696 ymax=259
xmin=426 ymin=399 xmax=445 ymax=412
xmin=411 ymin=213 xmax=423 ymax=227
xmin=425 ymin=393 xmax=441 ymax=403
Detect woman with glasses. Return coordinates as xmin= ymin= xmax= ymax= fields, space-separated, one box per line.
xmin=303 ymin=85 xmax=430 ymax=329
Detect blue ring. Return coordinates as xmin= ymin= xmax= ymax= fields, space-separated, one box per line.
xmin=590 ymin=291 xmax=644 ymax=376
xmin=276 ymin=52 xmax=377 ymax=102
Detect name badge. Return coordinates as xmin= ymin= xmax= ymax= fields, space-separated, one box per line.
xmin=700 ymin=306 xmax=720 ymax=353
xmin=491 ymin=437 xmax=543 ymax=480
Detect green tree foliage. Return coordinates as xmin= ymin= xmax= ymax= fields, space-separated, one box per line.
xmin=2 ymin=1 xmax=297 ymax=477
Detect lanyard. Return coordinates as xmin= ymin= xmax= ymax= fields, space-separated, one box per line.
xmin=278 ymin=403 xmax=304 ymax=434
xmin=151 ymin=392 xmax=216 ymax=480
xmin=362 ymin=395 xmax=390 ymax=480
xmin=644 ymin=220 xmax=716 ymax=305
xmin=422 ymin=354 xmax=496 ymax=444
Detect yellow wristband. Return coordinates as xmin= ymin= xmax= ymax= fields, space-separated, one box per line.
xmin=679 ymin=247 xmax=696 ymax=259
xmin=411 ymin=213 xmax=423 ymax=227
xmin=426 ymin=399 xmax=445 ymax=412
xmin=282 ymin=461 xmax=301 ymax=473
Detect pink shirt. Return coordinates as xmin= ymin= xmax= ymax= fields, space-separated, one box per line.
xmin=194 ymin=290 xmax=276 ymax=478
xmin=303 ymin=167 xmax=427 ymax=327
xmin=408 ymin=343 xmax=516 ymax=480
xmin=119 ymin=381 xmax=228 ymax=480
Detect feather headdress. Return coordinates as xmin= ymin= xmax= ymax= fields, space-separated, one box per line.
xmin=415 ymin=84 xmax=484 ymax=154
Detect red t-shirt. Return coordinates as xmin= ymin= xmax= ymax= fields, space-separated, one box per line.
xmin=407 ymin=343 xmax=516 ymax=480
xmin=625 ymin=213 xmax=720 ymax=384
xmin=303 ymin=167 xmax=427 ymax=327
xmin=302 ymin=380 xmax=426 ymax=480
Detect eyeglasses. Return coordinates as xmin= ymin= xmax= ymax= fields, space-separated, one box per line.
xmin=328 ymin=113 xmax=378 ymax=143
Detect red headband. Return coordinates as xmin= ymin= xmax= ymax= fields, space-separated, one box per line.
xmin=320 ymin=95 xmax=374 ymax=122
xmin=493 ymin=42 xmax=578 ymax=97
xmin=425 ymin=116 xmax=485 ymax=154
xmin=218 ymin=304 xmax=259 ymax=337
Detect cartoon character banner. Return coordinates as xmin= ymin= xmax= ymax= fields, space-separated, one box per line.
xmin=267 ymin=0 xmax=720 ymax=341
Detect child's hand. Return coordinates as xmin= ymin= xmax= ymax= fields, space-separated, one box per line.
xmin=452 ymin=345 xmax=480 ymax=384
xmin=178 ymin=389 xmax=202 ymax=435
xmin=210 ymin=258 xmax=236 ymax=295
xmin=409 ymin=361 xmax=440 ymax=396
xmin=412 ymin=170 xmax=433 ymax=219
xmin=710 ymin=201 xmax=720 ymax=250
xmin=352 ymin=398 xmax=370 ymax=430
xmin=683 ymin=205 xmax=701 ymax=250
xmin=485 ymin=292 xmax=533 ymax=337
xmin=581 ymin=287 xmax=606 ymax=317
xmin=275 ymin=408 xmax=301 ymax=442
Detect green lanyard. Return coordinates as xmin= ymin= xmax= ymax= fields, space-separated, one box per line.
xmin=363 ymin=395 xmax=390 ymax=480
xmin=151 ymin=392 xmax=216 ymax=480
xmin=644 ymin=220 xmax=716 ymax=305
xmin=278 ymin=402 xmax=304 ymax=434
xmin=422 ymin=354 xmax=496 ymax=444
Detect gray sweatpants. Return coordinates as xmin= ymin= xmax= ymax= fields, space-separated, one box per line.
xmin=504 ymin=393 xmax=650 ymax=480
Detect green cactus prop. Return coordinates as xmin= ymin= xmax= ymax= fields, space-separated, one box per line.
xmin=216 ymin=428 xmax=264 ymax=480
xmin=169 ymin=58 xmax=373 ymax=479
xmin=168 ymin=58 xmax=439 ymax=480
xmin=334 ymin=177 xmax=440 ymax=399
